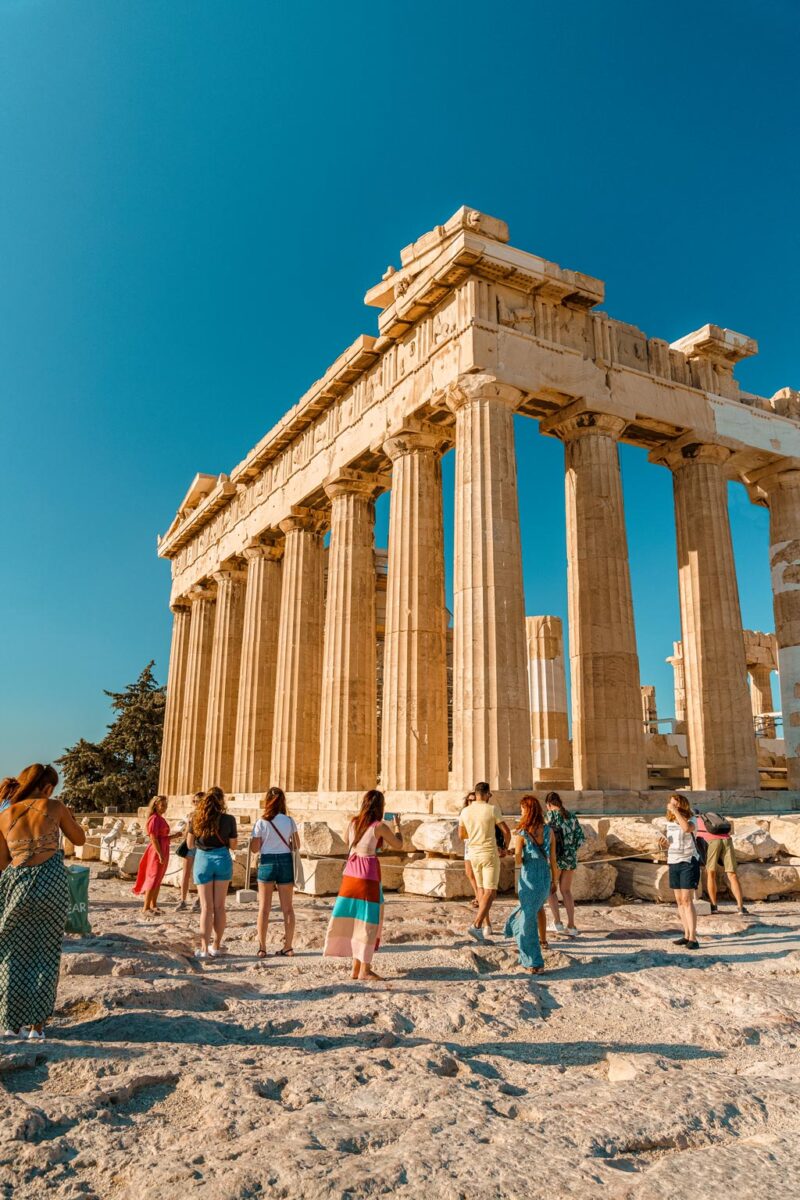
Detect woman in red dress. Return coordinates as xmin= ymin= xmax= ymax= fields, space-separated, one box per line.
xmin=133 ymin=796 xmax=171 ymax=916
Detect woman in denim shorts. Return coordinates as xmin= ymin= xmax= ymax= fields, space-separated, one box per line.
xmin=250 ymin=787 xmax=300 ymax=958
xmin=187 ymin=787 xmax=238 ymax=960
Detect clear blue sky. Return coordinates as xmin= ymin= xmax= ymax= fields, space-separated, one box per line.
xmin=1 ymin=0 xmax=797 ymax=771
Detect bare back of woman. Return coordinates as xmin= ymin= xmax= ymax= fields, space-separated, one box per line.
xmin=0 ymin=797 xmax=84 ymax=870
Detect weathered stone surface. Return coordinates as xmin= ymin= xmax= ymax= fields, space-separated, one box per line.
xmin=768 ymin=816 xmax=800 ymax=859
xmin=614 ymin=860 xmax=673 ymax=902
xmin=378 ymin=855 xmax=406 ymax=891
xmin=298 ymin=857 xmax=345 ymax=896
xmin=116 ymin=848 xmax=146 ymax=878
xmin=61 ymin=954 xmax=114 ymax=977
xmin=74 ymin=840 xmax=101 ymax=862
xmin=571 ymin=861 xmax=617 ymax=901
xmin=403 ymin=859 xmax=473 ymax=900
xmin=577 ymin=822 xmax=605 ymax=861
xmin=737 ymin=863 xmax=800 ymax=900
xmin=731 ymin=828 xmax=781 ymax=862
xmin=605 ymin=818 xmax=666 ymax=861
xmin=296 ymin=821 xmax=348 ymax=858
xmin=411 ymin=820 xmax=464 ymax=857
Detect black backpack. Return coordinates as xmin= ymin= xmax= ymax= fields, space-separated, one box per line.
xmin=701 ymin=810 xmax=731 ymax=836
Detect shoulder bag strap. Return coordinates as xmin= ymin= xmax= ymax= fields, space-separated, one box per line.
xmin=267 ymin=818 xmax=293 ymax=851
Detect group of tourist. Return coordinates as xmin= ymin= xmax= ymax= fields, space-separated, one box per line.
xmin=0 ymin=758 xmax=756 ymax=1038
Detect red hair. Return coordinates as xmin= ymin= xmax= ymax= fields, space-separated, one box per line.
xmin=516 ymin=794 xmax=544 ymax=839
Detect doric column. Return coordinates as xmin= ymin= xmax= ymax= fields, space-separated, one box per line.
xmin=666 ymin=641 xmax=687 ymax=732
xmin=319 ymin=472 xmax=379 ymax=792
xmin=542 ymin=410 xmax=647 ymax=791
xmin=655 ymin=441 xmax=758 ymax=790
xmin=176 ymin=584 xmax=216 ymax=794
xmin=447 ymin=375 xmax=531 ymax=792
xmin=381 ymin=426 xmax=449 ymax=791
xmin=526 ymin=615 xmax=572 ymax=781
xmin=756 ymin=467 xmax=800 ymax=784
xmin=270 ymin=509 xmax=326 ymax=791
xmin=158 ymin=601 xmax=192 ymax=794
xmin=231 ymin=543 xmax=283 ymax=794
xmin=641 ymin=685 xmax=658 ymax=733
xmin=749 ymin=666 xmax=775 ymax=738
xmin=202 ymin=567 xmax=247 ymax=791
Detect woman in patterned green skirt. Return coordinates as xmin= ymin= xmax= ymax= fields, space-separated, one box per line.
xmin=544 ymin=791 xmax=585 ymax=939
xmin=0 ymin=764 xmax=86 ymax=1040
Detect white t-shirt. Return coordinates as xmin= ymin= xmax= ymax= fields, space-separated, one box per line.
xmin=666 ymin=816 xmax=698 ymax=864
xmin=251 ymin=814 xmax=297 ymax=855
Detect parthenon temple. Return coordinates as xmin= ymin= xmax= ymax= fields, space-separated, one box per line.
xmin=156 ymin=207 xmax=800 ymax=816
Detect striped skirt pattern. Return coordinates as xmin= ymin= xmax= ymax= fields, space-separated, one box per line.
xmin=323 ymin=853 xmax=383 ymax=964
xmin=0 ymin=852 xmax=70 ymax=1031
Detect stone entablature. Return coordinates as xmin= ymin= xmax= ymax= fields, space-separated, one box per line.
xmin=157 ymin=206 xmax=800 ymax=802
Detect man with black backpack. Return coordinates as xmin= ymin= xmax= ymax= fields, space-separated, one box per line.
xmin=695 ymin=810 xmax=749 ymax=915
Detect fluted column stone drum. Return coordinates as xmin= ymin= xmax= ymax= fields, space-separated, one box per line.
xmin=657 ymin=441 xmax=758 ymax=791
xmin=202 ymin=568 xmax=247 ymax=792
xmin=270 ymin=509 xmax=326 ymax=792
xmin=318 ymin=473 xmax=379 ymax=792
xmin=381 ymin=425 xmax=449 ymax=792
xmin=231 ymin=543 xmax=283 ymax=794
xmin=158 ymin=602 xmax=192 ymax=795
xmin=544 ymin=410 xmax=647 ymax=792
xmin=447 ymin=375 xmax=532 ymax=793
xmin=176 ymin=584 xmax=217 ymax=794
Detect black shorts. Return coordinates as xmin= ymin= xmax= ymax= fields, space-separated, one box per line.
xmin=669 ymin=859 xmax=701 ymax=890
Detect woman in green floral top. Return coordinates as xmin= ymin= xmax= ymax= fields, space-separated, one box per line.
xmin=545 ymin=792 xmax=585 ymax=938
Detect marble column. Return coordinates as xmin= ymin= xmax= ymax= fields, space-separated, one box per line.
xmin=158 ymin=602 xmax=192 ymax=795
xmin=526 ymin=615 xmax=572 ymax=780
xmin=758 ymin=468 xmax=800 ymax=785
xmin=231 ymin=543 xmax=283 ymax=794
xmin=270 ymin=509 xmax=326 ymax=791
xmin=543 ymin=410 xmax=647 ymax=791
xmin=666 ymin=641 xmax=687 ymax=732
xmin=176 ymin=584 xmax=216 ymax=794
xmin=381 ymin=426 xmax=449 ymax=791
xmin=749 ymin=666 xmax=775 ymax=738
xmin=319 ymin=473 xmax=378 ymax=792
xmin=447 ymin=375 xmax=531 ymax=792
xmin=657 ymin=441 xmax=758 ymax=790
xmin=641 ymin=685 xmax=658 ymax=733
xmin=202 ymin=568 xmax=247 ymax=792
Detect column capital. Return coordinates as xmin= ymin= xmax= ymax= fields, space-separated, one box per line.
xmin=323 ymin=468 xmax=389 ymax=502
xmin=540 ymin=409 xmax=626 ymax=442
xmin=188 ymin=581 xmax=216 ymax=603
xmin=211 ymin=566 xmax=247 ymax=587
xmin=242 ymin=541 xmax=283 ymax=563
xmin=383 ymin=421 xmax=448 ymax=462
xmin=278 ymin=506 xmax=327 ymax=536
xmin=443 ymin=373 xmax=524 ymax=414
xmin=170 ymin=598 xmax=191 ymax=615
xmin=742 ymin=461 xmax=800 ymax=504
xmin=650 ymin=438 xmax=732 ymax=472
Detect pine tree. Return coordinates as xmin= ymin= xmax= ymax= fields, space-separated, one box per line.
xmin=58 ymin=663 xmax=166 ymax=812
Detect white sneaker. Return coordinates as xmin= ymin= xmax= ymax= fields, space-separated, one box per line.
xmin=565 ymin=927 xmax=579 ymax=938
xmin=27 ymin=1029 xmax=45 ymax=1042
xmin=467 ymin=925 xmax=485 ymax=944
xmin=550 ymin=922 xmax=566 ymax=934
xmin=196 ymin=950 xmax=207 ymax=961
xmin=207 ymin=946 xmax=219 ymax=958
xmin=3 ymin=1029 xmax=19 ymax=1038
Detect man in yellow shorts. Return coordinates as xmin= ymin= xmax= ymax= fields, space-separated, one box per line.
xmin=458 ymin=781 xmax=510 ymax=942
xmin=696 ymin=815 xmax=749 ymax=915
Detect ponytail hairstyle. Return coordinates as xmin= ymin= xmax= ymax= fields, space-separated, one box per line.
xmin=545 ymin=791 xmax=570 ymax=818
xmin=194 ymin=786 xmax=226 ymax=840
xmin=13 ymin=764 xmax=58 ymax=803
xmin=351 ymin=789 xmax=385 ymax=847
xmin=261 ymin=786 xmax=287 ymax=822
xmin=0 ymin=777 xmax=19 ymax=803
xmin=516 ymin=794 xmax=544 ymax=839
xmin=147 ymin=794 xmax=167 ymax=816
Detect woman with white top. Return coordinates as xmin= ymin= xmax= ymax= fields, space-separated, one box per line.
xmin=660 ymin=793 xmax=701 ymax=951
xmin=250 ymin=787 xmax=299 ymax=959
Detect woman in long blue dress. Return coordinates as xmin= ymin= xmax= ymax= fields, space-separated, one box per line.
xmin=504 ymin=795 xmax=558 ymax=974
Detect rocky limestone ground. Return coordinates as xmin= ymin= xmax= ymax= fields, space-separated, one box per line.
xmin=2 ymin=870 xmax=800 ymax=1200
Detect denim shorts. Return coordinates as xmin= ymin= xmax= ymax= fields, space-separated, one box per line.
xmin=669 ymin=858 xmax=700 ymax=891
xmin=257 ymin=852 xmax=294 ymax=885
xmin=193 ymin=847 xmax=233 ymax=885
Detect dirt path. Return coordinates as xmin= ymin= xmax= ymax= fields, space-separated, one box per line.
xmin=2 ymin=872 xmax=799 ymax=1199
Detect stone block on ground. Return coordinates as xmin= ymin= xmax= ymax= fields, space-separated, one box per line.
xmin=74 ymin=840 xmax=101 ymax=862
xmin=378 ymin=855 xmax=406 ymax=891
xmin=731 ymin=828 xmax=781 ymax=862
xmin=115 ymin=848 xmax=146 ymax=878
xmin=571 ymin=861 xmax=617 ymax=901
xmin=766 ymin=816 xmax=800 ymax=859
xmin=162 ymin=851 xmax=194 ymax=891
xmin=736 ymin=862 xmax=800 ymax=900
xmin=614 ymin=860 xmax=673 ymax=903
xmin=498 ymin=854 xmax=516 ymax=893
xmin=403 ymin=859 xmax=473 ymax=900
xmin=577 ymin=822 xmax=606 ymax=861
xmin=298 ymin=857 xmax=345 ymax=896
xmin=296 ymin=821 xmax=347 ymax=858
xmin=411 ymin=819 xmax=464 ymax=857
xmin=606 ymin=817 xmax=666 ymax=861
xmin=235 ymin=889 xmax=257 ymax=905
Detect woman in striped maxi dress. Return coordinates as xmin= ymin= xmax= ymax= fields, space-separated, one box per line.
xmin=323 ymin=790 xmax=403 ymax=982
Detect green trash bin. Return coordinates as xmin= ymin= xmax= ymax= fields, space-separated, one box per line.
xmin=65 ymin=864 xmax=92 ymax=936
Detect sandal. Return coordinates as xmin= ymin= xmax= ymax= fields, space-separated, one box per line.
xmin=256 ymin=948 xmax=267 ymax=959
xmin=274 ymin=947 xmax=294 ymax=957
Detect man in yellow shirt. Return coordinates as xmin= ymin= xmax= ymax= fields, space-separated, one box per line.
xmin=458 ymin=781 xmax=510 ymax=942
